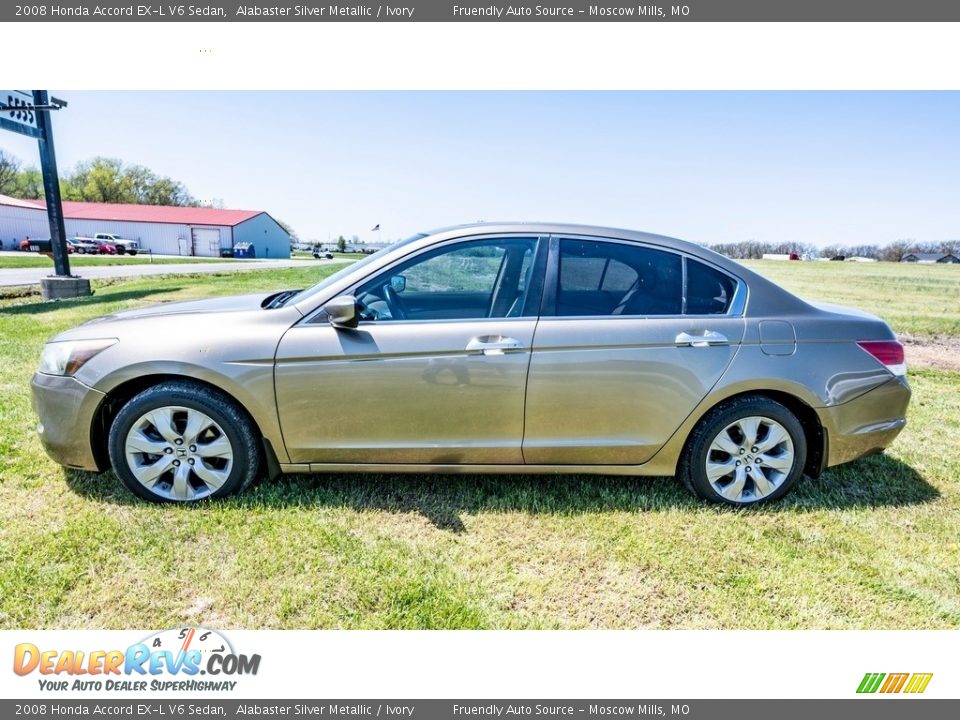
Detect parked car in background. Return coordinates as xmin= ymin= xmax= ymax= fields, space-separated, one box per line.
xmin=313 ymin=250 xmax=334 ymax=259
xmin=74 ymin=234 xmax=137 ymax=255
xmin=93 ymin=233 xmax=139 ymax=255
xmin=67 ymin=238 xmax=99 ymax=254
xmin=32 ymin=223 xmax=910 ymax=506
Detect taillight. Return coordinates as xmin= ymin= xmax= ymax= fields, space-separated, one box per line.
xmin=857 ymin=340 xmax=906 ymax=376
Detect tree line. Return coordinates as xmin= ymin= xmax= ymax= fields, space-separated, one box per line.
xmin=709 ymin=238 xmax=959 ymax=262
xmin=0 ymin=149 xmax=299 ymax=240
xmin=0 ymin=150 xmax=198 ymax=207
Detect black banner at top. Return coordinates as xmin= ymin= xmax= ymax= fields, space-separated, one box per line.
xmin=5 ymin=0 xmax=960 ymax=22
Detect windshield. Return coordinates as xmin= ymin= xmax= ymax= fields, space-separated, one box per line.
xmin=284 ymin=233 xmax=427 ymax=306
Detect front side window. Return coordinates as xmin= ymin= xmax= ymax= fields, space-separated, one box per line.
xmin=355 ymin=237 xmax=541 ymax=322
xmin=557 ymin=239 xmax=683 ymax=316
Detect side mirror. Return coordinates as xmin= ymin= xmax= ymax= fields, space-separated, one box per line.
xmin=323 ymin=295 xmax=359 ymax=329
xmin=389 ymin=275 xmax=406 ymax=293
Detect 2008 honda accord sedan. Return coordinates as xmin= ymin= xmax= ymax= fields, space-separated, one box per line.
xmin=31 ymin=223 xmax=911 ymax=506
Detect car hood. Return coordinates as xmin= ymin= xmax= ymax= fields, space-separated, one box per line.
xmin=87 ymin=292 xmax=277 ymax=322
xmin=50 ymin=291 xmax=302 ymax=345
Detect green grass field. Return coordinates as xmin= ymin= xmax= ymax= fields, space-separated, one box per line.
xmin=0 ymin=261 xmax=958 ymax=629
xmin=0 ymin=254 xmax=235 ymax=269
xmin=742 ymin=259 xmax=960 ymax=339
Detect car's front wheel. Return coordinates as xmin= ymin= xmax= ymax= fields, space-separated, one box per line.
xmin=679 ymin=396 xmax=807 ymax=506
xmin=108 ymin=382 xmax=260 ymax=503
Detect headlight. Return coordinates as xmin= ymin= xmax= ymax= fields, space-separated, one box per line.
xmin=38 ymin=339 xmax=117 ymax=376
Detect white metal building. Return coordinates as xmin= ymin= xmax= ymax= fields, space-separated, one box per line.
xmin=0 ymin=194 xmax=291 ymax=258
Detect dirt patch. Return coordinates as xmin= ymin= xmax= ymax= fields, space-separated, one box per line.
xmin=0 ymin=285 xmax=39 ymax=300
xmin=901 ymin=335 xmax=960 ymax=372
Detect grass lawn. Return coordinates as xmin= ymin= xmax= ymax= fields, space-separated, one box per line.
xmin=742 ymin=259 xmax=960 ymax=339
xmin=0 ymin=254 xmax=236 ymax=269
xmin=0 ymin=263 xmax=958 ymax=629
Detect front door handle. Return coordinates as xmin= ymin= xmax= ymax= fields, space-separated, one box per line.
xmin=676 ymin=330 xmax=729 ymax=347
xmin=465 ymin=335 xmax=524 ymax=355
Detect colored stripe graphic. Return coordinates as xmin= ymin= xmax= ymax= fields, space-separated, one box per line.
xmin=857 ymin=672 xmax=932 ymax=694
xmin=857 ymin=673 xmax=885 ymax=693
xmin=904 ymin=673 xmax=933 ymax=694
xmin=880 ymin=673 xmax=909 ymax=693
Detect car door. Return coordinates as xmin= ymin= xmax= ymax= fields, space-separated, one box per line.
xmin=274 ymin=235 xmax=547 ymax=465
xmin=523 ymin=236 xmax=746 ymax=465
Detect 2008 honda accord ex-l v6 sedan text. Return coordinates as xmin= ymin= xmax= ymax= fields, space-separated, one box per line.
xmin=32 ymin=223 xmax=911 ymax=506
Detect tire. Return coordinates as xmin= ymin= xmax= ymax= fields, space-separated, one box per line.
xmin=108 ymin=381 xmax=261 ymax=503
xmin=678 ymin=396 xmax=807 ymax=506
xmin=116 ymin=246 xmax=126 ymax=255
xmin=129 ymin=249 xmax=138 ymax=256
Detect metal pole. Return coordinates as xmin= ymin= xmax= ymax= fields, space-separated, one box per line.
xmin=33 ymin=89 xmax=71 ymax=277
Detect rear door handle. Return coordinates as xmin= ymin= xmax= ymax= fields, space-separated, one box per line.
xmin=465 ymin=336 xmax=524 ymax=355
xmin=676 ymin=330 xmax=729 ymax=348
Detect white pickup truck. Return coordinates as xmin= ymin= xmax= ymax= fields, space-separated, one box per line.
xmin=76 ymin=233 xmax=140 ymax=255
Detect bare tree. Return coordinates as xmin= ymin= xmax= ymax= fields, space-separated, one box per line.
xmin=879 ymin=239 xmax=912 ymax=262
xmin=0 ymin=149 xmax=21 ymax=195
xmin=275 ymin=218 xmax=298 ymax=242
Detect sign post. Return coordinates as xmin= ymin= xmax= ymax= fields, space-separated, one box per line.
xmin=33 ymin=90 xmax=71 ymax=278
xmin=1 ymin=90 xmax=90 ymax=298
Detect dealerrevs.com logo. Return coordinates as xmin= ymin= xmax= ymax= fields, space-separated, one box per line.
xmin=857 ymin=673 xmax=933 ymax=694
xmin=13 ymin=627 xmax=261 ymax=692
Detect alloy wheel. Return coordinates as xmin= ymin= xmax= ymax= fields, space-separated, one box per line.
xmin=123 ymin=405 xmax=234 ymax=501
xmin=704 ymin=415 xmax=795 ymax=504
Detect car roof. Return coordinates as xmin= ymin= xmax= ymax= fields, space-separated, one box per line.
xmin=293 ymin=221 xmax=814 ymax=317
xmin=424 ymin=221 xmax=695 ymax=246
xmin=417 ymin=222 xmax=819 ymax=316
xmin=421 ymin=221 xmax=736 ymax=269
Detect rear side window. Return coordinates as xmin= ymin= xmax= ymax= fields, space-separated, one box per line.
xmin=557 ymin=239 xmax=683 ymax=316
xmin=687 ymin=259 xmax=737 ymax=315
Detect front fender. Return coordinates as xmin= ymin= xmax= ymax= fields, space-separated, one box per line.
xmin=90 ymin=359 xmax=289 ymax=464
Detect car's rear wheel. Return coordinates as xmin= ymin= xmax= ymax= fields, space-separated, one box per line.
xmin=679 ymin=396 xmax=807 ymax=506
xmin=108 ymin=382 xmax=260 ymax=503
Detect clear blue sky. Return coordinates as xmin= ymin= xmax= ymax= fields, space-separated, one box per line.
xmin=2 ymin=91 xmax=958 ymax=246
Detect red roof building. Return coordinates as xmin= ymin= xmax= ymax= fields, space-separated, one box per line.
xmin=0 ymin=194 xmax=290 ymax=258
